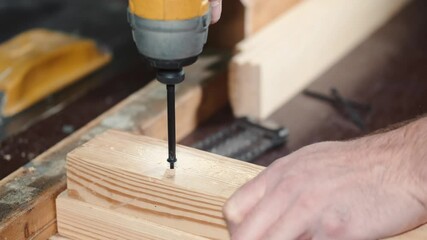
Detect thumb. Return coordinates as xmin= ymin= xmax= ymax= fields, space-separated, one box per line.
xmin=209 ymin=0 xmax=222 ymax=24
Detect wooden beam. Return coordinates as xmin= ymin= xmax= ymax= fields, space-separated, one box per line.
xmin=243 ymin=0 xmax=301 ymax=35
xmin=387 ymin=225 xmax=427 ymax=240
xmin=229 ymin=0 xmax=411 ymax=120
xmin=56 ymin=130 xmax=427 ymax=240
xmin=57 ymin=130 xmax=263 ymax=239
xmin=0 ymin=53 xmax=228 ymax=240
xmin=207 ymin=0 xmax=300 ymax=49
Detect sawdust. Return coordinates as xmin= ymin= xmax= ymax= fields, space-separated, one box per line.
xmin=0 ymin=187 xmax=37 ymax=205
xmin=162 ymin=169 xmax=176 ymax=181
xmin=0 ymin=154 xmax=65 ymax=212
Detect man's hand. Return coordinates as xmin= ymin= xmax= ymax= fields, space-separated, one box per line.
xmin=209 ymin=0 xmax=222 ymax=24
xmin=224 ymin=118 xmax=427 ymax=240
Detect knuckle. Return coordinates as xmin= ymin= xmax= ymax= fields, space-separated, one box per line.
xmin=322 ymin=215 xmax=343 ymax=236
xmin=223 ymin=200 xmax=242 ymax=224
xmin=319 ymin=209 xmax=350 ymax=238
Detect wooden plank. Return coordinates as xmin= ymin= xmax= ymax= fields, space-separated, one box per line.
xmin=57 ymin=130 xmax=263 ymax=239
xmin=229 ymin=0 xmax=411 ymax=120
xmin=207 ymin=0 xmax=300 ymax=49
xmin=57 ymin=192 xmax=206 ymax=240
xmin=50 ymin=220 xmax=427 ymax=240
xmin=0 ymin=178 xmax=63 ymax=240
xmin=243 ymin=0 xmax=301 ymax=35
xmin=0 ymin=53 xmax=228 ymax=240
xmin=57 ymin=130 xmax=427 ymax=240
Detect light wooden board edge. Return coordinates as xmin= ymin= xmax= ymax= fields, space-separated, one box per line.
xmin=49 ymin=225 xmax=427 ymax=240
xmin=49 ymin=235 xmax=70 ymax=240
xmin=229 ymin=0 xmax=411 ymax=120
xmin=243 ymin=0 xmax=301 ymax=36
xmin=208 ymin=0 xmax=300 ymax=49
xmin=0 ymin=53 xmax=229 ymax=240
xmin=386 ymin=225 xmax=427 ymax=240
xmin=229 ymin=61 xmax=261 ymax=118
xmin=51 ymin=211 xmax=427 ymax=240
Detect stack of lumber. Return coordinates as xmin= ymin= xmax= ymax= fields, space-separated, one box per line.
xmin=229 ymin=0 xmax=411 ymax=120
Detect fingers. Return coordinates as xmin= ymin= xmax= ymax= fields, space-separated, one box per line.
xmin=264 ymin=205 xmax=312 ymax=240
xmin=209 ymin=0 xmax=222 ymax=24
xmin=224 ymin=172 xmax=267 ymax=232
xmin=230 ymin=191 xmax=294 ymax=240
xmin=231 ymin=178 xmax=295 ymax=240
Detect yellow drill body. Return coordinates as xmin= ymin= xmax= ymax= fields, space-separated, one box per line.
xmin=128 ymin=0 xmax=210 ymax=68
xmin=129 ymin=0 xmax=209 ymax=21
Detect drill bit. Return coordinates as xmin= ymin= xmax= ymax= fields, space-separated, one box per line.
xmin=166 ymin=84 xmax=177 ymax=169
xmin=157 ymin=69 xmax=184 ymax=169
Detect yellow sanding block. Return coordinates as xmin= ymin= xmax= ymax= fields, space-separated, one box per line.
xmin=0 ymin=29 xmax=111 ymax=117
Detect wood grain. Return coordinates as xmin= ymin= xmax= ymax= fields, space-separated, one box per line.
xmin=57 ymin=192 xmax=207 ymax=240
xmin=51 ymin=224 xmax=427 ymax=240
xmin=230 ymin=0 xmax=411 ymax=120
xmin=58 ymin=130 xmax=263 ymax=239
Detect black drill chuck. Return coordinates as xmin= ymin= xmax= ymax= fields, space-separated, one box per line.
xmin=156 ymin=68 xmax=185 ymax=85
